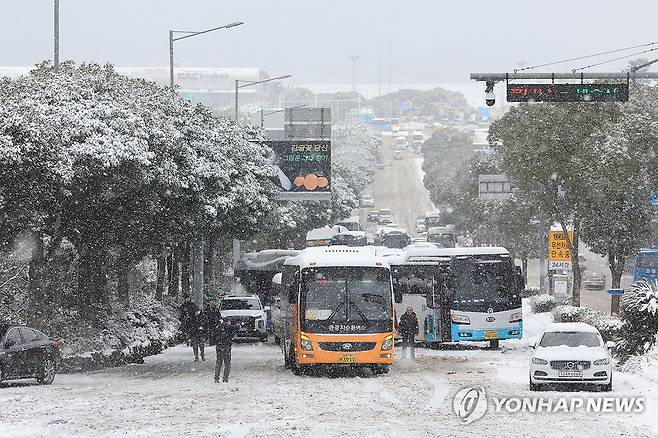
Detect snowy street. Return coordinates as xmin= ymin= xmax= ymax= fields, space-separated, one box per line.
xmin=2 ymin=302 xmax=657 ymax=438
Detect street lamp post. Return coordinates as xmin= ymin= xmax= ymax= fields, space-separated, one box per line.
xmin=167 ymin=21 xmax=242 ymax=307
xmin=54 ymin=0 xmax=59 ymax=71
xmin=168 ymin=21 xmax=243 ymax=89
xmin=260 ymin=104 xmax=307 ymax=128
xmin=234 ymin=75 xmax=292 ymax=121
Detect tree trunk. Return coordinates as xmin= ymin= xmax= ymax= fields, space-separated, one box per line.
xmin=168 ymin=247 xmax=180 ymax=298
xmin=204 ymin=239 xmax=213 ymax=296
xmin=609 ymin=252 xmax=624 ymax=315
xmin=28 ymin=231 xmax=45 ymax=325
xmin=181 ymin=241 xmax=191 ymax=297
xmin=522 ymin=256 xmax=529 ymax=284
xmin=77 ymin=239 xmax=108 ymax=324
xmin=559 ymin=219 xmax=581 ymax=306
xmin=571 ymin=220 xmax=582 ymax=306
xmin=117 ymin=255 xmax=130 ymax=306
xmin=155 ymin=256 xmax=166 ymax=301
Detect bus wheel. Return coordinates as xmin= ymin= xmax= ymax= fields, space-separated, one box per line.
xmin=489 ymin=339 xmax=500 ymax=350
xmin=274 ymin=336 xmax=280 ymax=346
xmin=290 ymin=347 xmax=302 ymax=376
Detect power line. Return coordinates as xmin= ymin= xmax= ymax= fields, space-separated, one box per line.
xmin=513 ymin=41 xmax=658 ymax=73
xmin=572 ymin=46 xmax=658 ymax=73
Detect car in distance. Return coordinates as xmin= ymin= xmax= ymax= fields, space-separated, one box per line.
xmin=393 ymin=151 xmax=403 ymax=160
xmin=219 ymin=295 xmax=269 ymax=342
xmin=583 ymin=272 xmax=606 ymax=290
xmin=360 ymin=194 xmax=374 ymax=208
xmin=0 ymin=323 xmax=61 ymax=385
xmin=367 ymin=211 xmax=379 ymax=222
xmin=529 ymin=322 xmax=613 ymax=391
xmin=377 ymin=208 xmax=393 ymax=224
xmin=416 ymin=218 xmax=426 ymax=233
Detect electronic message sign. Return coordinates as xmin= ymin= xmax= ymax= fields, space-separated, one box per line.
xmin=507 ymin=83 xmax=628 ymax=102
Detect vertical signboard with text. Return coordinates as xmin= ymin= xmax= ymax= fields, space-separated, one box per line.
xmin=266 ymin=108 xmax=331 ymax=201
xmin=548 ymin=230 xmax=574 ymax=270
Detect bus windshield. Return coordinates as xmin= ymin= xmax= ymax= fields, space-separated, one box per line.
xmin=637 ymin=254 xmax=658 ymax=269
xmin=301 ymin=267 xmax=393 ymax=333
xmin=452 ymin=258 xmax=519 ymax=310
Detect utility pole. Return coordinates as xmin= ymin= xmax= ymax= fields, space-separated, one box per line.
xmin=378 ymin=49 xmax=382 ymax=97
xmin=349 ymin=55 xmax=360 ymax=93
xmin=54 ymin=0 xmax=59 ymax=71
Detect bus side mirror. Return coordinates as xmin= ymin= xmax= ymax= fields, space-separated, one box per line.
xmin=394 ymin=291 xmax=403 ymax=304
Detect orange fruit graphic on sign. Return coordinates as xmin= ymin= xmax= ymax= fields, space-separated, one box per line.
xmin=304 ymin=173 xmax=318 ymax=190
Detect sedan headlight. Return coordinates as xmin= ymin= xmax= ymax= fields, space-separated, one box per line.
xmin=509 ymin=311 xmax=523 ymax=323
xmin=593 ymin=358 xmax=610 ymax=365
xmin=532 ymin=357 xmax=548 ymax=365
xmin=300 ymin=335 xmax=313 ymax=351
xmin=451 ymin=314 xmax=470 ymax=325
xmin=381 ymin=335 xmax=394 ymax=351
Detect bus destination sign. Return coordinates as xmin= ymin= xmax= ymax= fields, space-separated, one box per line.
xmin=507 ymin=83 xmax=629 ymax=103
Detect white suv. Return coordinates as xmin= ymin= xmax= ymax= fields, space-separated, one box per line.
xmin=530 ymin=322 xmax=613 ymax=391
xmin=219 ymin=295 xmax=268 ymax=342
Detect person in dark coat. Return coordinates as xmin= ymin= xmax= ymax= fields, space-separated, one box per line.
xmin=179 ymin=295 xmax=205 ymax=362
xmin=213 ymin=316 xmax=239 ymax=383
xmin=203 ymin=297 xmax=222 ymax=346
xmin=398 ymin=306 xmax=419 ymax=359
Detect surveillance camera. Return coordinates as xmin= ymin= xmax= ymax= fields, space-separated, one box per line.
xmin=485 ymin=90 xmax=496 ymax=107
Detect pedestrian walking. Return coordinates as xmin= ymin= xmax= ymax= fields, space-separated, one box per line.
xmin=212 ymin=316 xmax=239 ymax=383
xmin=179 ymin=294 xmax=205 ymax=362
xmin=398 ymin=306 xmax=419 ymax=359
xmin=204 ymin=297 xmax=222 ymax=347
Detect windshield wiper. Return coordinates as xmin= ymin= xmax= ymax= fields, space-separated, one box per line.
xmin=326 ymin=301 xmax=346 ymax=321
xmin=347 ymin=300 xmax=370 ymax=323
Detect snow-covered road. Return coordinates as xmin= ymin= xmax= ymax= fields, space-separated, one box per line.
xmin=2 ymin=301 xmax=657 ymax=438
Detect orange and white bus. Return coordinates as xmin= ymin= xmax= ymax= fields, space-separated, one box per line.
xmin=274 ymin=246 xmax=396 ymax=375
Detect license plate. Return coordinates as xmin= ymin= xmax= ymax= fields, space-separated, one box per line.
xmin=485 ymin=331 xmax=498 ymax=340
xmin=338 ymin=355 xmax=355 ymax=364
xmin=558 ymin=371 xmax=583 ymax=378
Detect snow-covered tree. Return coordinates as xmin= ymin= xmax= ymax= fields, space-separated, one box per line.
xmin=616 ymin=279 xmax=658 ymax=361
xmin=0 ymin=63 xmax=278 ymax=323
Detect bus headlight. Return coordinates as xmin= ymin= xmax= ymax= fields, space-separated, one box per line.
xmin=300 ymin=335 xmax=313 ymax=351
xmin=451 ymin=314 xmax=470 ymax=325
xmin=509 ymin=312 xmax=523 ymax=323
xmin=381 ymin=335 xmax=394 ymax=351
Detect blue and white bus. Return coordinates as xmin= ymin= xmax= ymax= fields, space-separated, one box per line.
xmin=633 ymin=248 xmax=658 ymax=283
xmin=385 ymin=246 xmax=524 ymax=348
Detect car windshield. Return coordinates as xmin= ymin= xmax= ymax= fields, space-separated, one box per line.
xmin=337 ymin=222 xmax=360 ymax=231
xmin=220 ymin=298 xmax=261 ymax=310
xmin=539 ymin=331 xmax=601 ymax=348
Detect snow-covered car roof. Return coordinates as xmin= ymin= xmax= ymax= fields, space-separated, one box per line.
xmin=284 ymin=246 xmax=391 ymax=269
xmin=543 ymin=322 xmax=599 ymax=333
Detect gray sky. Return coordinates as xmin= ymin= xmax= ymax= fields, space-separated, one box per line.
xmin=1 ymin=0 xmax=656 ymax=84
